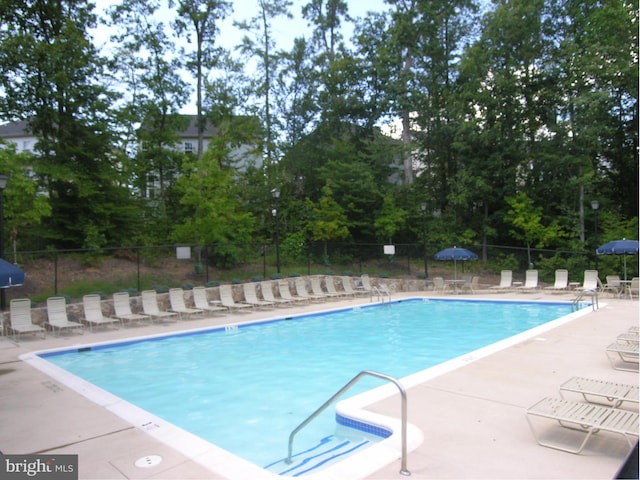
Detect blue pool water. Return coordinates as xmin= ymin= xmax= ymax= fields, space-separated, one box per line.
xmin=40 ymin=298 xmax=573 ymax=473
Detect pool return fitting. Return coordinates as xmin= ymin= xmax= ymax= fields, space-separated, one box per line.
xmin=286 ymin=370 xmax=411 ymax=476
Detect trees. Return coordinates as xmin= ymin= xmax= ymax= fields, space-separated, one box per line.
xmin=171 ymin=148 xmax=256 ymax=267
xmin=505 ymin=193 xmax=565 ymax=266
xmin=236 ymin=0 xmax=293 ymax=164
xmin=0 ymin=0 xmax=139 ymax=249
xmin=0 ymin=0 xmax=634 ymax=264
xmin=0 ymin=145 xmax=52 ymax=253
xmin=172 ymin=0 xmax=232 ymax=159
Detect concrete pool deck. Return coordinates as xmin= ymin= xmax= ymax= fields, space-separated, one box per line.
xmin=0 ymin=290 xmax=637 ymax=479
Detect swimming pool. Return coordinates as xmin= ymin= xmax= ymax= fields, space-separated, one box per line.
xmin=24 ymin=297 xmax=589 ymax=478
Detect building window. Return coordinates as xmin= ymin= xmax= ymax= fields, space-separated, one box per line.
xmin=184 ymin=142 xmax=193 ymax=154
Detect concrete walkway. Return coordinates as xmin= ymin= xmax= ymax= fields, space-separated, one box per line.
xmin=0 ymin=290 xmax=637 ymax=479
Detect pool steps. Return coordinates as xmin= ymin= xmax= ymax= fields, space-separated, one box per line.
xmin=264 ymin=434 xmax=372 ymax=476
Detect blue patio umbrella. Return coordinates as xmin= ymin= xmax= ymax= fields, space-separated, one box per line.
xmin=596 ymin=239 xmax=639 ymax=281
xmin=434 ymin=247 xmax=478 ymax=280
xmin=0 ymin=258 xmax=24 ymax=288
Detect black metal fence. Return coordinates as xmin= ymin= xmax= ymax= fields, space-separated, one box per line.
xmin=6 ymin=239 xmax=628 ymax=305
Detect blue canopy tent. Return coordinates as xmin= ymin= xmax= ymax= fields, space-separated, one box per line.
xmin=0 ymin=258 xmax=25 ymax=288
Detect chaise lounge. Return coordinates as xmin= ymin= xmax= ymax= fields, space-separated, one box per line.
xmin=46 ymin=296 xmax=85 ymax=335
xmin=112 ymin=291 xmax=151 ymax=325
xmin=526 ymin=396 xmax=639 ymax=454
xmin=192 ymin=286 xmax=228 ymax=314
xmin=606 ymin=341 xmax=639 ymax=371
xmin=8 ymin=298 xmax=45 ymax=341
xmin=490 ymin=270 xmax=512 ymax=291
xmin=82 ymin=294 xmax=120 ymax=330
xmin=543 ymin=269 xmax=568 ymax=292
xmin=559 ymin=377 xmax=639 ymax=409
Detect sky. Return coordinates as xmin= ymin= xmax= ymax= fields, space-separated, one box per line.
xmin=91 ymin=0 xmax=390 ymax=114
xmin=93 ymin=0 xmax=389 ymax=54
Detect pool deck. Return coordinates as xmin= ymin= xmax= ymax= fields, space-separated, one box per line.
xmin=0 ymin=289 xmax=638 ymax=479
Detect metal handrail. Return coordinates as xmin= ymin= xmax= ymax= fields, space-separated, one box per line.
xmin=371 ymin=284 xmax=392 ymax=303
xmin=286 ymin=370 xmax=411 ymax=476
xmin=572 ymin=289 xmax=598 ymax=311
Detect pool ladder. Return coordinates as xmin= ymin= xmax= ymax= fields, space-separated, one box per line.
xmin=572 ymin=289 xmax=598 ymax=312
xmin=371 ymin=284 xmax=392 ymax=303
xmin=286 ymin=370 xmax=411 ymax=476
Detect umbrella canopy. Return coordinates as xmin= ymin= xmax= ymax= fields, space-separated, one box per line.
xmin=596 ymin=239 xmax=639 ymax=281
xmin=434 ymin=247 xmax=478 ymax=280
xmin=0 ymin=258 xmax=24 ymax=288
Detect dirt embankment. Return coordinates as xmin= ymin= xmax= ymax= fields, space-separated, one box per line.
xmin=7 ymin=255 xmax=204 ymax=305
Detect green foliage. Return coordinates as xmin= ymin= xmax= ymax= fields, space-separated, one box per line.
xmin=374 ymin=194 xmax=407 ymax=243
xmin=0 ymin=145 xmax=52 ymax=250
xmin=491 ymin=254 xmax=520 ymax=274
xmin=505 ymin=193 xmax=565 ymax=264
xmin=0 ymin=0 xmax=635 ymax=260
xmin=171 ymin=148 xmax=256 ymax=264
xmin=281 ymin=230 xmax=308 ymax=262
xmin=306 ymin=184 xmax=349 ymax=261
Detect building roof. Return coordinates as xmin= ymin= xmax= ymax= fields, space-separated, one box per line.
xmin=0 ymin=120 xmax=32 ymax=138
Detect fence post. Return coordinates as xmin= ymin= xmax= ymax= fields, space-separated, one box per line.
xmin=136 ymin=249 xmax=141 ymax=293
xmin=54 ymin=253 xmax=58 ymax=295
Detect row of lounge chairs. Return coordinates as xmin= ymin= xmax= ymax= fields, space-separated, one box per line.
xmin=5 ymin=276 xmax=374 ymax=341
xmin=434 ymin=269 xmax=639 ymax=296
xmin=526 ymin=327 xmax=639 ymax=455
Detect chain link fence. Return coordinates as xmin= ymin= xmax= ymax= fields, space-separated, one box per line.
xmin=5 ymin=240 xmax=621 ymax=305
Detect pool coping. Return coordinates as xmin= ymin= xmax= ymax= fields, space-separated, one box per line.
xmin=17 ymin=296 xmax=598 ymax=480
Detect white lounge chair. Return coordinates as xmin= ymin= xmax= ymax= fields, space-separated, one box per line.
xmin=46 ymin=296 xmax=84 ymax=335
xmin=113 ymin=291 xmax=151 ymax=325
xmin=526 ymin=397 xmax=639 ymax=454
xmin=294 ymin=277 xmax=323 ymax=301
xmin=142 ymin=290 xmax=178 ymax=322
xmin=277 ymin=281 xmax=309 ymax=303
xmin=340 ymin=276 xmax=364 ymax=296
xmin=518 ymin=270 xmax=539 ymax=291
xmin=490 ymin=270 xmax=512 ymax=291
xmin=606 ymin=341 xmax=639 ymax=371
xmin=358 ymin=274 xmax=374 ymax=294
xmin=432 ymin=277 xmax=450 ymax=294
xmin=627 ymin=278 xmax=639 ymax=299
xmin=169 ymin=288 xmax=203 ymax=319
xmin=259 ymin=281 xmax=292 ymax=306
xmin=242 ymin=283 xmax=275 ymax=308
xmin=82 ymin=294 xmax=120 ymax=330
xmin=219 ymin=284 xmax=253 ymax=311
xmin=559 ymin=377 xmax=639 ymax=409
xmin=324 ymin=276 xmax=349 ymax=298
xmin=192 ymin=286 xmax=228 ymax=314
xmin=602 ymin=275 xmax=623 ymax=297
xmin=617 ymin=332 xmax=639 ymax=345
xmin=544 ymin=269 xmax=568 ymax=292
xmin=310 ymin=277 xmax=339 ymax=299
xmin=582 ymin=270 xmax=599 ymax=292
xmin=460 ymin=276 xmax=481 ymax=294
xmin=8 ymin=298 xmax=45 ymax=340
